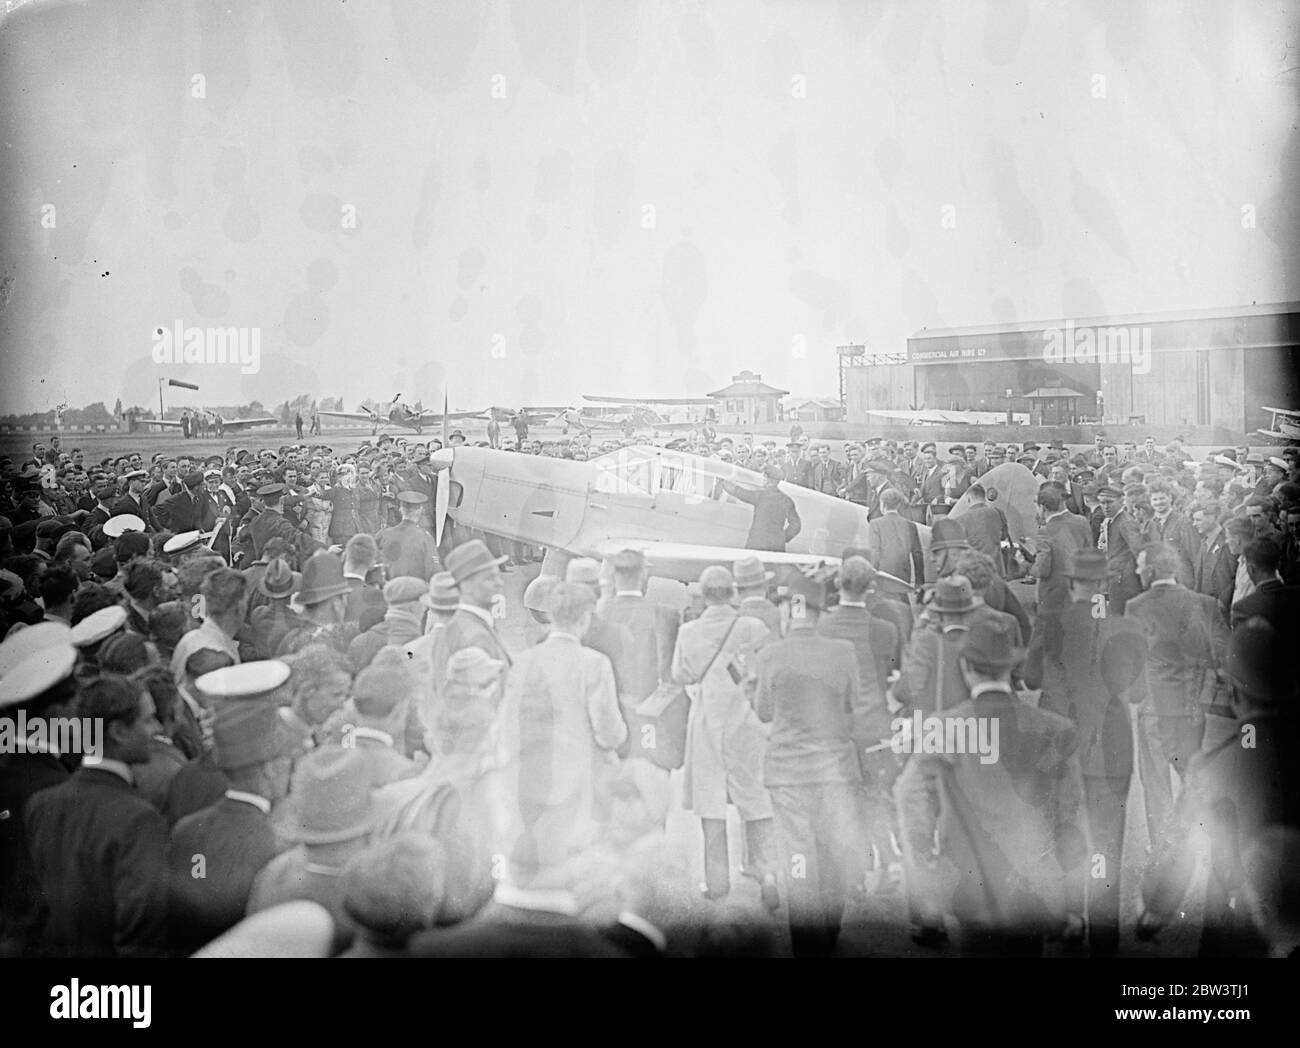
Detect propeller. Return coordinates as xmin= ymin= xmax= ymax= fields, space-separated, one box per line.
xmin=430 ymin=447 xmax=454 ymax=544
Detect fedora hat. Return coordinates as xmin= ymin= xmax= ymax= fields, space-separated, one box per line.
xmin=932 ymin=575 xmax=977 ymax=614
xmin=733 ymin=556 xmax=774 ymax=588
xmin=522 ymin=573 xmax=560 ymax=614
xmin=930 ymin=516 xmax=970 ymax=551
xmin=960 ymin=615 xmax=1025 ymax=672
xmin=1066 ymin=549 xmax=1110 ymax=582
xmin=257 ymin=558 xmax=300 ymax=600
xmin=420 ymin=572 xmax=460 ymax=612
xmin=293 ymin=551 xmax=351 ymax=606
xmin=280 ymin=745 xmax=376 ymax=845
xmin=781 ymin=572 xmax=827 ymax=612
xmin=444 ymin=539 xmax=507 ymax=585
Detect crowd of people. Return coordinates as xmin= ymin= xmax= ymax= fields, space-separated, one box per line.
xmin=0 ymin=423 xmax=1297 ymax=958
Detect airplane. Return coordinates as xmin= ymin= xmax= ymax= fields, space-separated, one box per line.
xmin=138 ymin=407 xmax=279 ymax=432
xmin=861 ymin=407 xmax=1031 ymax=426
xmin=582 ymin=394 xmax=716 ymax=433
xmin=318 ymin=394 xmax=485 ymax=435
xmin=1256 ymin=406 xmax=1300 ymax=442
xmin=425 ymin=442 xmax=942 ymax=591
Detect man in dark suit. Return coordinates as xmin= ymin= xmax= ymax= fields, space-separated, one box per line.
xmin=1127 ymin=543 xmax=1228 ymax=852
xmin=1229 ymin=538 xmax=1300 ymax=637
xmin=781 ymin=442 xmax=812 ymax=488
xmin=912 ymin=445 xmax=945 ymax=523
xmin=720 ymin=466 xmax=802 ymax=553
xmin=167 ymin=682 xmax=295 ymax=954
xmin=895 ymin=616 xmax=1088 ymax=956
xmin=162 ymin=471 xmax=216 ymax=534
xmin=1096 ymin=484 xmax=1146 ymax=613
xmin=1190 ymin=501 xmax=1236 ymax=619
xmin=249 ymin=484 xmax=322 ymax=563
xmin=110 ymin=469 xmax=157 ymax=532
xmin=25 ymin=674 xmax=170 ymax=957
xmin=808 ymin=443 xmax=844 ymax=496
xmin=818 ymin=557 xmax=899 ymax=890
xmin=868 ymin=488 xmax=925 ymax=589
xmin=375 ymin=491 xmax=442 ymax=581
xmin=750 ymin=574 xmax=870 ymax=957
xmin=861 ymin=460 xmax=894 ymax=521
xmin=1028 ymin=485 xmax=1096 ymax=615
xmin=0 ymin=640 xmax=78 ymax=956
xmin=958 ymin=483 xmax=1006 ymax=574
xmin=1024 ymin=549 xmax=1147 ymax=957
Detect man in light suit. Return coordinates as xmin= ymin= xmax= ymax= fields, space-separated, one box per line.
xmin=495 ymin=583 xmax=626 ymax=888
xmin=911 ymin=445 xmax=946 ymax=523
xmin=895 ymin=616 xmax=1088 ymax=956
xmin=752 ymin=573 xmax=870 ymax=955
xmin=672 ymin=566 xmax=776 ymax=903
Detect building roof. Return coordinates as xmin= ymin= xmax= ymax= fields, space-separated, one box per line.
xmin=708 ymin=371 xmax=789 ymax=399
xmin=1023 ymin=387 xmax=1085 ymax=399
xmin=792 ymin=398 xmax=842 ymax=409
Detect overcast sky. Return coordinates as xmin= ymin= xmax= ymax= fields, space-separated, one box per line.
xmin=1 ymin=0 xmax=1296 ymax=415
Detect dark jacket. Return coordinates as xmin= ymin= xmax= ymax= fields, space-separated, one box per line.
xmin=720 ymin=482 xmax=801 ymax=553
xmin=25 ymin=766 xmax=170 ymax=957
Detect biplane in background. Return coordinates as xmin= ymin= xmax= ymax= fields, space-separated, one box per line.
xmin=1256 ymin=406 xmax=1300 ymax=442
xmin=581 ymin=394 xmax=716 ymax=434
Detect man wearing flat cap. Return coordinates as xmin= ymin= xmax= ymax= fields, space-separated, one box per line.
xmin=375 ymin=491 xmax=441 ymax=583
xmin=895 ymin=616 xmax=1088 ymax=956
xmin=166 ymin=665 xmax=296 ymax=954
xmin=1024 ymin=549 xmax=1148 ymax=956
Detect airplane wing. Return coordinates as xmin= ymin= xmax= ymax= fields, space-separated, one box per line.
xmin=318 ymin=410 xmax=378 ymax=423
xmin=414 ymin=408 xmax=488 ymax=421
xmin=219 ymin=417 xmax=280 ymax=430
xmin=589 ymin=538 xmax=847 ymax=586
xmin=583 ymin=395 xmax=715 ymax=406
xmin=137 ymin=418 xmax=184 ymax=428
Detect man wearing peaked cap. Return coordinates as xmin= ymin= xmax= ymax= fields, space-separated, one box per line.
xmin=895 ymin=613 xmax=1088 ymax=956
xmin=162 ymin=530 xmax=204 ymax=558
xmin=249 ymin=483 xmax=323 ymax=564
xmin=0 ymin=642 xmax=80 ymax=954
xmin=1140 ymin=617 xmax=1300 ymax=956
xmin=166 ymin=696 xmax=297 ymax=953
xmin=1024 ymin=545 xmax=1147 ymax=957
xmin=375 ymin=491 xmax=441 ymax=584
xmin=101 ymin=513 xmax=146 ymax=540
xmin=70 ymin=603 xmax=128 ymax=652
